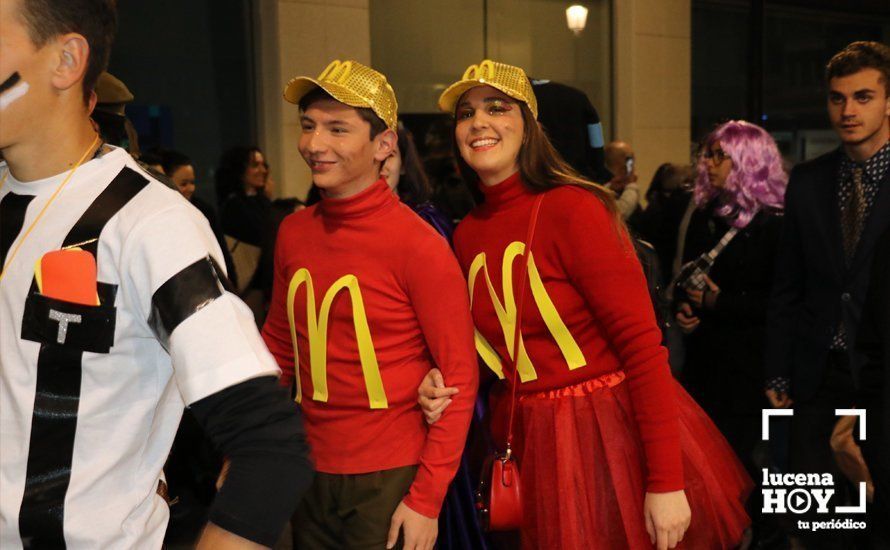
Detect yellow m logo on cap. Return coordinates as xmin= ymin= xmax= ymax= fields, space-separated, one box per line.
xmin=318 ymin=60 xmax=354 ymax=85
xmin=469 ymin=242 xmax=586 ymax=382
xmin=462 ymin=60 xmax=496 ymax=81
xmin=286 ymin=268 xmax=388 ymax=409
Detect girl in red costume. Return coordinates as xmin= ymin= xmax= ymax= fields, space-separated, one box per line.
xmin=419 ymin=60 xmax=752 ymax=549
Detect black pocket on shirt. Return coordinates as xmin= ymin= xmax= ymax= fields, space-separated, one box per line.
xmin=21 ymin=293 xmax=116 ymax=353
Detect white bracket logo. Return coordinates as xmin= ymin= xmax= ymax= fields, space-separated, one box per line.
xmin=761 ymin=408 xmax=794 ymax=440
xmin=761 ymin=408 xmax=869 ymax=515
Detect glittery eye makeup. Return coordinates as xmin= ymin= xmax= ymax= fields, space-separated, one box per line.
xmin=486 ymin=99 xmax=514 ymax=115
xmin=456 ymin=97 xmax=515 ymax=121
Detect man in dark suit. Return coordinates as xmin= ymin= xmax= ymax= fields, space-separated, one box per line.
xmin=858 ymin=225 xmax=890 ymax=545
xmin=766 ymin=41 xmax=890 ymax=547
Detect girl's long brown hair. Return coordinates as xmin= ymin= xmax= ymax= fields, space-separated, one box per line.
xmin=454 ymin=101 xmax=624 ymax=229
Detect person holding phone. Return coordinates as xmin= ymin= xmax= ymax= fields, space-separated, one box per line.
xmin=605 ymin=140 xmax=641 ymax=219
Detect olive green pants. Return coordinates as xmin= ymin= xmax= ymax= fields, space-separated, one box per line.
xmin=292 ymin=465 xmax=417 ymax=550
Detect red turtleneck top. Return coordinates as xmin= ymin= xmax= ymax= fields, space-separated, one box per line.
xmin=262 ymin=179 xmax=478 ymax=517
xmin=452 ymin=173 xmax=682 ymax=492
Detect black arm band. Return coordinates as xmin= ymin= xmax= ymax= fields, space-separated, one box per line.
xmin=189 ymin=376 xmax=315 ymax=546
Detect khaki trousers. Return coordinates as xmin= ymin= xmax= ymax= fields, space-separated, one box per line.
xmin=292 ymin=465 xmax=417 ymax=550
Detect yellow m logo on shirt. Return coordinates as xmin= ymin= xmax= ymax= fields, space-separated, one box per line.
xmin=286 ymin=268 xmax=388 ymax=409
xmin=469 ymin=242 xmax=586 ymax=382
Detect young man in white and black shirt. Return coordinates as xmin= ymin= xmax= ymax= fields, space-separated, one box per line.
xmin=0 ymin=1 xmax=313 ymax=548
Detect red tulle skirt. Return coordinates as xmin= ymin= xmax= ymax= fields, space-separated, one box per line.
xmin=509 ymin=372 xmax=753 ymax=549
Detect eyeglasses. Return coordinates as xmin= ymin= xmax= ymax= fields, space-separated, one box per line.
xmin=703 ymin=148 xmax=730 ymax=164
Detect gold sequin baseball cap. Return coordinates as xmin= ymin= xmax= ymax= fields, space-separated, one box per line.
xmin=284 ymin=60 xmax=398 ymax=130
xmin=438 ymin=59 xmax=538 ymax=119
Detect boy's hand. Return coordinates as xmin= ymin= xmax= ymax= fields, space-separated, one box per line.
xmin=386 ymin=501 xmax=438 ymax=550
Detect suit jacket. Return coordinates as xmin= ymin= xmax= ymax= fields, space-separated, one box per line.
xmin=857 ymin=226 xmax=890 ymax=464
xmin=766 ymin=148 xmax=890 ymax=401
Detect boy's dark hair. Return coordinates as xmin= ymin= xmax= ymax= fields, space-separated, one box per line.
xmin=17 ymin=0 xmax=118 ymax=104
xmin=298 ymin=88 xmax=388 ymax=139
xmin=826 ymin=41 xmax=890 ymax=96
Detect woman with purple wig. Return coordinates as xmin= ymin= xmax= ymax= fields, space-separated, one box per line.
xmin=674 ymin=120 xmax=788 ymax=546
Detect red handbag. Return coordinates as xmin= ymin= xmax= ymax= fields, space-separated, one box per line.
xmin=476 ymin=194 xmax=544 ymax=531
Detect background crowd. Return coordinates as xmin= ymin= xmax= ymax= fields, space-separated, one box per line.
xmin=88 ymin=39 xmax=890 ymax=550
xmin=3 ymin=0 xmax=889 ymax=547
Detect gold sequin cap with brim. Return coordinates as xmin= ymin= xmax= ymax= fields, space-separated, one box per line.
xmin=438 ymin=59 xmax=538 ymax=119
xmin=283 ymin=60 xmax=398 ymax=130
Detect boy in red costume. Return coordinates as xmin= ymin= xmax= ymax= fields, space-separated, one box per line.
xmin=262 ymin=60 xmax=478 ymax=550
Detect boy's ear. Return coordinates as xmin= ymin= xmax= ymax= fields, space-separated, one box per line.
xmin=373 ymin=128 xmax=397 ymax=162
xmin=51 ymin=33 xmax=90 ymax=93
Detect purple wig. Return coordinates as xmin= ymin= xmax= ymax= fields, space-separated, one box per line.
xmin=694 ymin=120 xmax=788 ymax=228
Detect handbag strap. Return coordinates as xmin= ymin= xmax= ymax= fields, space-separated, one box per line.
xmin=504 ymin=194 xmax=545 ymax=457
xmin=672 ymin=196 xmax=698 ymax=278
xmin=704 ymin=226 xmax=739 ymax=261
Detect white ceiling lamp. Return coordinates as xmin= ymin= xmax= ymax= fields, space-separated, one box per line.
xmin=566 ymin=4 xmax=589 ymax=36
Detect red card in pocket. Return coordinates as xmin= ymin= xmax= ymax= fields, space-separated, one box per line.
xmin=36 ymin=248 xmax=100 ymax=306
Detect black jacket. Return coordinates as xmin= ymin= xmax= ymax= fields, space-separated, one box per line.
xmin=629 ymin=189 xmax=692 ymax=284
xmin=857 ymin=226 xmax=890 ymax=468
xmin=682 ymin=208 xmax=782 ymax=415
xmin=766 ymin=149 xmax=890 ymax=401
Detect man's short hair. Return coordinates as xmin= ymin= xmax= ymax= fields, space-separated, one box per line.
xmin=826 ymin=41 xmax=890 ymax=95
xmin=298 ymin=88 xmax=388 ymax=140
xmin=17 ymin=0 xmax=118 ymax=104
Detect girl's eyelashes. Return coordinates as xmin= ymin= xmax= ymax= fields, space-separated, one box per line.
xmin=487 ymin=99 xmax=513 ymax=114
xmin=456 ymin=100 xmax=514 ymax=121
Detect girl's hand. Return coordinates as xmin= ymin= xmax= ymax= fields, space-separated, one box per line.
xmin=417 ymin=368 xmax=458 ymax=425
xmin=644 ymin=490 xmax=691 ymax=550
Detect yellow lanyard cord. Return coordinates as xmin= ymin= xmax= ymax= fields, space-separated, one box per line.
xmin=0 ymin=134 xmax=101 ymax=283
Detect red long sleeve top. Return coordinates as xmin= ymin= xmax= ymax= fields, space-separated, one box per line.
xmin=452 ymin=173 xmax=683 ymax=492
xmin=262 ymin=179 xmax=479 ymax=517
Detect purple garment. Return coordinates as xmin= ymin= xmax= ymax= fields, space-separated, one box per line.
xmin=411 ymin=201 xmax=490 ymax=549
xmin=412 ymin=202 xmax=455 ymax=242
